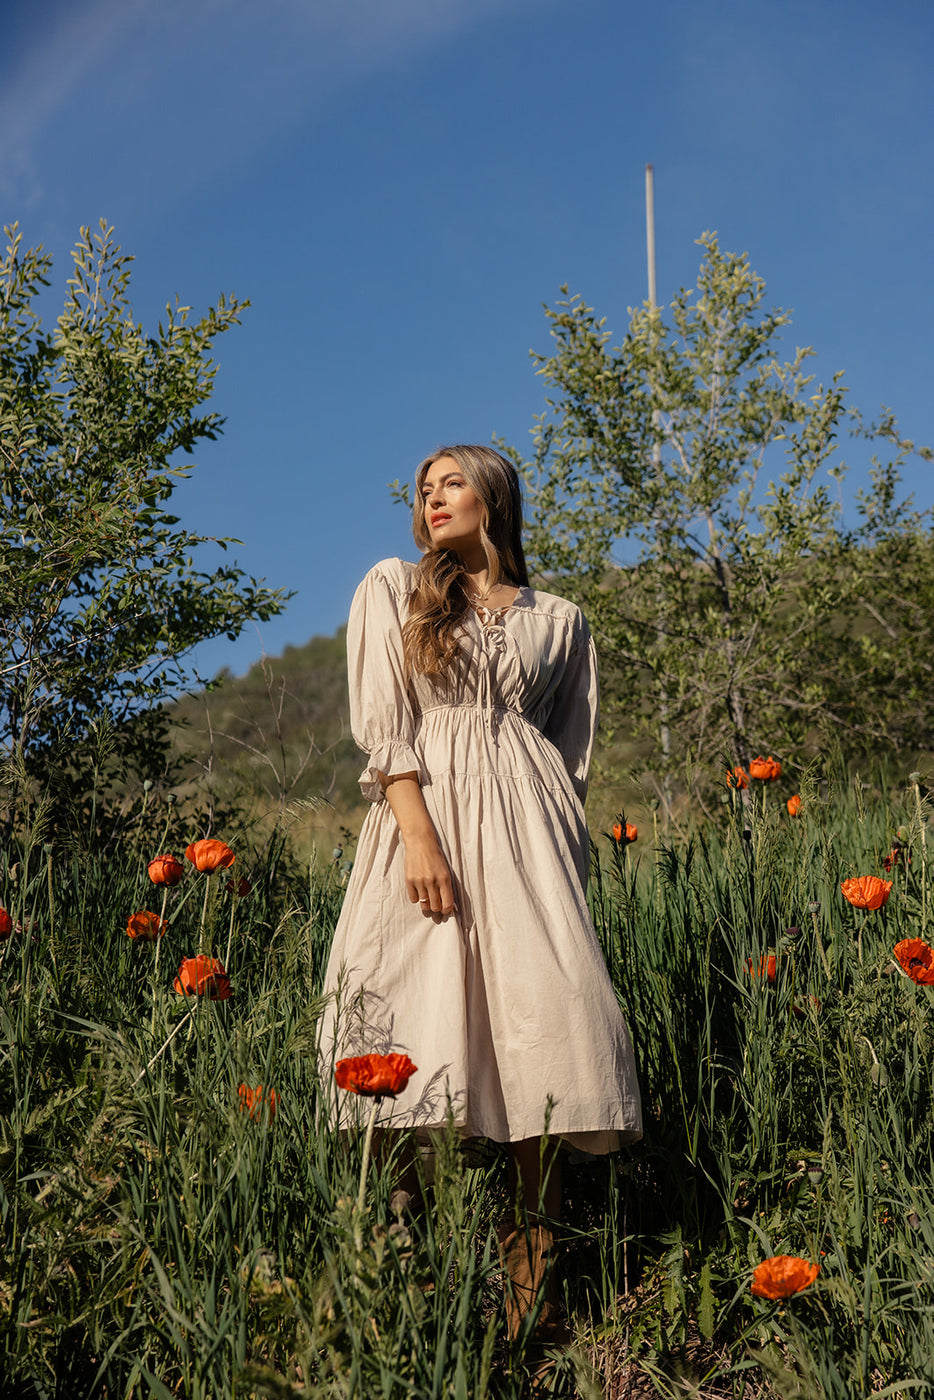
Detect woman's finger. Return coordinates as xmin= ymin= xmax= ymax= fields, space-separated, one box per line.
xmin=437 ymin=873 xmax=455 ymax=916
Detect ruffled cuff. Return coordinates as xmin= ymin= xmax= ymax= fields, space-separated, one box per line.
xmin=358 ymin=738 xmax=422 ymax=803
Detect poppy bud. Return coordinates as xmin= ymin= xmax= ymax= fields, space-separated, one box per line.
xmin=148 ymin=854 xmax=185 ymax=887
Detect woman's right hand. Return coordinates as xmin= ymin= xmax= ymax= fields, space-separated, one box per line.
xmin=379 ymin=772 xmax=457 ymax=921
xmin=402 ymin=831 xmax=456 ymax=921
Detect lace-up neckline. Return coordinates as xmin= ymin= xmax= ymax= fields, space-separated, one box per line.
xmin=469 ymin=586 xmax=522 ymax=626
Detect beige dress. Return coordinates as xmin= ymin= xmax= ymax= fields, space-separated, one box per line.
xmin=322 ymin=558 xmax=642 ymax=1153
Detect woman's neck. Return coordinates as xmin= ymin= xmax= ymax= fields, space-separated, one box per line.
xmin=447 ymin=546 xmax=514 ymax=602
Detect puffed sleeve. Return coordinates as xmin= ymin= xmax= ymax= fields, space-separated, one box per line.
xmin=541 ymin=611 xmax=599 ymax=805
xmin=347 ymin=560 xmax=423 ymax=803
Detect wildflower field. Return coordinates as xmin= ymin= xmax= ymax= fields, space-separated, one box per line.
xmin=3 ymin=767 xmax=934 ymax=1399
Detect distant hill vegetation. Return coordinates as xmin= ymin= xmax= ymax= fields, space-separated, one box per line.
xmin=168 ymin=628 xmax=365 ymax=851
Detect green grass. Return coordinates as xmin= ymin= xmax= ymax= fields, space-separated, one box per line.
xmin=2 ymin=767 xmax=934 ymax=1397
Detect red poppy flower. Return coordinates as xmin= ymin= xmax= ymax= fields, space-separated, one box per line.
xmin=335 ymin=1053 xmax=418 ymax=1098
xmin=174 ymin=955 xmax=231 ymax=999
xmin=611 ymin=821 xmax=638 ymax=844
xmin=882 ymin=848 xmax=910 ymax=872
xmin=225 ymin=876 xmax=253 ymax=898
xmin=148 ymin=854 xmax=185 ymax=887
xmin=746 ymin=953 xmax=777 ymax=983
xmin=749 ymin=756 xmax=782 ymax=781
xmin=726 ymin=766 xmax=749 ymax=790
xmin=792 ymin=996 xmax=822 ymax=1020
xmin=126 ymin=910 xmax=168 ymax=941
xmin=840 ymin=876 xmax=892 ymax=911
xmin=893 ymin=938 xmax=934 ymax=985
xmin=786 ymin=795 xmax=802 ymax=816
xmin=751 ymin=1255 xmax=819 ymax=1300
xmin=185 ymin=839 xmax=236 ymax=874
xmin=0 ymin=908 xmax=12 ymax=940
xmin=238 ymin=1084 xmax=279 ymax=1120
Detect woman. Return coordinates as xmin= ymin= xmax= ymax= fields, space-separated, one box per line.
xmin=322 ymin=444 xmax=641 ymax=1339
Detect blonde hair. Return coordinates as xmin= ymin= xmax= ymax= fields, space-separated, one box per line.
xmin=403 ymin=445 xmax=530 ymax=677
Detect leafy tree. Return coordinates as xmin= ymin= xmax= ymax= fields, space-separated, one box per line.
xmin=511 ymin=234 xmax=933 ymax=803
xmin=0 ymin=221 xmax=288 ymax=827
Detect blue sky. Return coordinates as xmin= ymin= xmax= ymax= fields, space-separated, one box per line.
xmin=3 ymin=0 xmax=932 ymax=681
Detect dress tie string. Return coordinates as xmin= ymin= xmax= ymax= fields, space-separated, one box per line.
xmin=473 ymin=605 xmax=509 ymax=736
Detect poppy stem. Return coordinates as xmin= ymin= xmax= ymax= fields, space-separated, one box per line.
xmin=151 ymin=888 xmax=170 ymax=1036
xmin=355 ymin=1095 xmax=382 ymax=1248
xmin=134 ymin=1006 xmax=194 ymax=1084
xmin=46 ymin=849 xmax=57 ymax=982
xmin=914 ymin=778 xmax=927 ymax=939
xmin=198 ymin=877 xmax=211 ymax=956
xmin=224 ymin=892 xmax=236 ymax=971
xmin=810 ymin=905 xmax=832 ymax=980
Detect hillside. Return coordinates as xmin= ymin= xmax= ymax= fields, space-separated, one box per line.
xmin=168 ymin=628 xmax=365 ymax=851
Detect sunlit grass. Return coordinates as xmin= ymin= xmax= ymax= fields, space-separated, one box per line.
xmin=2 ymin=768 xmax=934 ymax=1397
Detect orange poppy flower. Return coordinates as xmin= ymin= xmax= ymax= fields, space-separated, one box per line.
xmin=840 ymin=876 xmax=892 ymax=911
xmin=893 ymin=938 xmax=934 ymax=985
xmin=786 ymin=795 xmax=802 ymax=816
xmin=882 ymin=847 xmax=910 ymax=872
xmin=611 ymin=821 xmax=638 ymax=844
xmin=238 ymin=1084 xmax=279 ymax=1120
xmin=749 ymin=756 xmax=782 ymax=781
xmin=0 ymin=908 xmax=12 ymax=940
xmin=726 ymin=766 xmax=749 ymax=790
xmin=225 ymin=876 xmax=253 ymax=898
xmin=185 ymin=839 xmax=236 ymax=874
xmin=148 ymin=854 xmax=185 ymax=887
xmin=751 ymin=1255 xmax=819 ymax=1300
xmin=335 ymin=1052 xmax=418 ymax=1098
xmin=174 ymin=954 xmax=231 ymax=999
xmin=746 ymin=953 xmax=777 ymax=983
xmin=126 ymin=910 xmax=168 ymax=941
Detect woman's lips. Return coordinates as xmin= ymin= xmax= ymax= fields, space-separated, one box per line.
xmin=431 ymin=514 xmax=452 ymax=526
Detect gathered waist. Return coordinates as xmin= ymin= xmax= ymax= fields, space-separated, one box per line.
xmin=418 ymin=702 xmax=534 ymax=726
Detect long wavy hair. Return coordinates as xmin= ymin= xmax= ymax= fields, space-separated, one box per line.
xmin=403 ymin=445 xmax=530 ymax=678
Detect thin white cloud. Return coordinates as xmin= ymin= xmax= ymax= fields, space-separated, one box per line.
xmin=0 ymin=0 xmax=551 ymax=207
xmin=0 ymin=0 xmax=149 ymax=169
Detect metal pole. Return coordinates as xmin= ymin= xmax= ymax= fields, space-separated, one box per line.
xmin=645 ymin=163 xmax=657 ymax=309
xmin=645 ymin=163 xmax=671 ymax=821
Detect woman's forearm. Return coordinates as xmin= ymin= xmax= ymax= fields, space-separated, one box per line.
xmin=378 ymin=772 xmax=435 ymax=838
xmin=378 ymin=772 xmax=455 ymax=917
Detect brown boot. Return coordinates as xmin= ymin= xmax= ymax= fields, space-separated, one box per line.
xmin=496 ymin=1221 xmax=564 ymax=1343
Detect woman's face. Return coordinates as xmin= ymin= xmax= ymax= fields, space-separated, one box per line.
xmin=421 ymin=456 xmax=485 ymax=555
